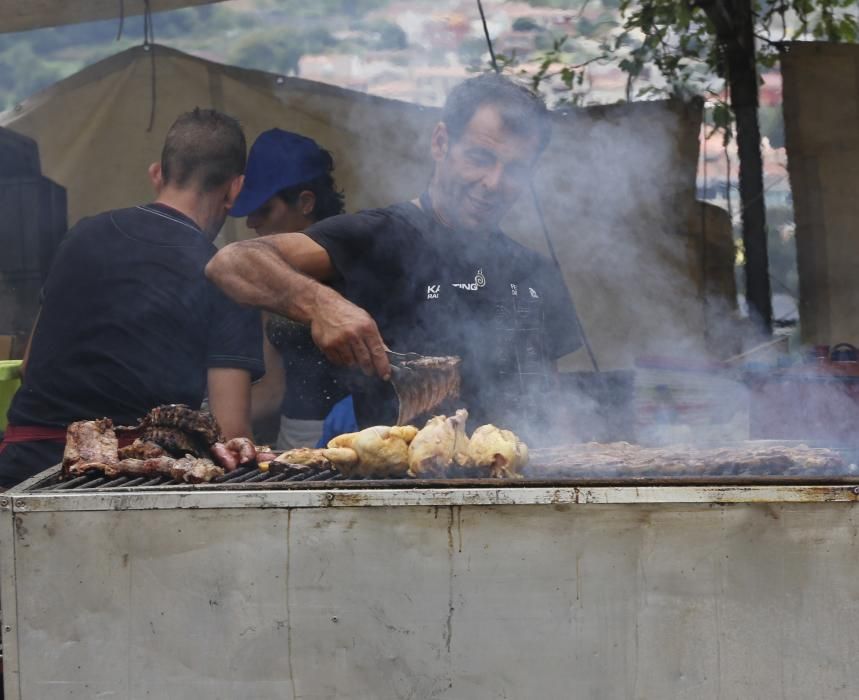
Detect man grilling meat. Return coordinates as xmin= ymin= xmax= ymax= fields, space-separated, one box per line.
xmin=206 ymin=74 xmax=581 ymax=432
xmin=0 ymin=108 xmax=264 ymax=488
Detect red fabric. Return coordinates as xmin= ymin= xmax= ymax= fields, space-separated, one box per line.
xmin=1 ymin=424 xmax=140 ymax=447
xmin=2 ymin=425 xmax=67 ymax=442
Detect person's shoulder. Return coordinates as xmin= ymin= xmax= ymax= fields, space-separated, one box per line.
xmin=307 ymin=201 xmax=424 ymax=238
xmin=58 ymin=208 xmax=124 ymax=249
xmin=492 ymin=231 xmax=551 ymax=269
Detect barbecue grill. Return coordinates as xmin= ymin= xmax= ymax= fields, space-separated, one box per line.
xmin=4 ymin=456 xmax=859 ymax=699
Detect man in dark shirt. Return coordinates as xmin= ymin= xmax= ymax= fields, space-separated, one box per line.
xmin=0 ymin=108 xmax=264 ymax=487
xmin=206 ymin=74 xmax=580 ymax=433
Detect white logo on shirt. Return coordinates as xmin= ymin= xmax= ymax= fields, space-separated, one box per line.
xmin=529 ymin=287 xmax=540 ymax=299
xmin=452 ymin=269 xmax=487 ymax=292
xmin=427 ymin=284 xmax=441 ymax=300
xmin=511 ymin=283 xmax=518 ymax=296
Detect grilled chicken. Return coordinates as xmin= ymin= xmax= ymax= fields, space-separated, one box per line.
xmin=407 ymin=409 xmax=470 ymax=478
xmin=266 ymin=447 xmax=359 ymax=472
xmin=327 ymin=425 xmax=418 ymax=477
xmin=466 ymin=425 xmax=528 ymax=479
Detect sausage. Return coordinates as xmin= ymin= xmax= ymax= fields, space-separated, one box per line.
xmin=225 ymin=437 xmax=257 ymax=465
xmin=210 ymin=442 xmax=239 ymax=472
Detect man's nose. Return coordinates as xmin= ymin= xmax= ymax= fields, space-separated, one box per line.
xmin=481 ymin=164 xmax=504 ymax=190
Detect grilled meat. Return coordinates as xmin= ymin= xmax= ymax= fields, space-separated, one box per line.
xmin=142 ymin=426 xmax=203 ymax=456
xmin=526 ymin=442 xmax=847 ymax=477
xmin=328 ymin=425 xmax=417 ymax=477
xmin=466 ymin=425 xmax=528 ymax=479
xmin=117 ymin=439 xmax=165 ymax=461
xmin=267 ymin=447 xmax=359 ymax=472
xmin=407 ymin=410 xmax=469 ymax=477
xmin=171 ymin=456 xmax=224 ymax=483
xmin=209 ymin=438 xmax=257 ymax=472
xmin=140 ymin=404 xmax=223 ymax=445
xmin=389 ymin=355 xmax=461 ymax=425
xmin=210 ymin=442 xmax=239 ymax=471
xmin=63 ymin=419 xmax=119 ymax=477
xmin=104 ymin=456 xmax=176 ymax=479
xmin=225 ymin=437 xmax=257 ymax=464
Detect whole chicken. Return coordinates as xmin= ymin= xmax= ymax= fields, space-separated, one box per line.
xmin=407 ymin=409 xmax=470 ymax=478
xmin=329 ymin=425 xmax=418 ymax=477
xmin=467 ymin=425 xmax=528 ymax=479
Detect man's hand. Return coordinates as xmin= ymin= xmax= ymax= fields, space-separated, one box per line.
xmin=205 ymin=233 xmax=390 ymax=380
xmin=310 ymin=287 xmax=391 ymax=380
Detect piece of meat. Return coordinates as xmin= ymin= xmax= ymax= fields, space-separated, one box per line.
xmin=389 ymin=355 xmax=461 ymax=425
xmin=141 ymin=404 xmax=223 ymax=444
xmin=63 ymin=419 xmax=118 ymax=478
xmin=350 ymin=426 xmax=414 ymax=478
xmin=104 ymin=456 xmax=176 ymax=479
xmin=328 ymin=426 xmax=418 ymax=477
xmin=117 ymin=439 xmax=165 ymax=461
xmin=224 ymin=437 xmax=257 ymax=465
xmin=526 ymin=442 xmax=847 ymax=478
xmin=210 ymin=442 xmax=240 ymax=471
xmin=407 ymin=409 xmax=469 ymax=478
xmin=142 ymin=427 xmax=202 ymax=456
xmin=255 ymin=450 xmax=278 ymax=464
xmin=67 ymin=461 xmax=116 ymax=478
xmin=171 ymin=456 xmax=224 ymax=483
xmin=466 ymin=425 xmax=528 ymax=479
xmin=267 ymin=447 xmax=359 ymax=473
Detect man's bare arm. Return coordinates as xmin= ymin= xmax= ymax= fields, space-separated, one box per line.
xmin=19 ymin=309 xmax=41 ymax=378
xmin=207 ymin=367 xmax=253 ymax=440
xmin=205 ymin=233 xmax=390 ymax=379
xmin=251 ymin=330 xmax=286 ymax=423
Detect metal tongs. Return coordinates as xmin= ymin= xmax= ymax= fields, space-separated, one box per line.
xmin=386 ymin=350 xmax=462 ymax=425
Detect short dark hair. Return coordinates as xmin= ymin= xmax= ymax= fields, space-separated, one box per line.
xmin=160 ymin=108 xmax=247 ymax=192
xmin=442 ymin=73 xmax=551 ymax=153
xmin=276 ymin=147 xmax=345 ymax=221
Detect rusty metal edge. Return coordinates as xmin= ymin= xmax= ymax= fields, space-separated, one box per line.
xmin=0 ymin=495 xmax=22 ymax=700
xmin=6 ymin=484 xmax=859 ymax=513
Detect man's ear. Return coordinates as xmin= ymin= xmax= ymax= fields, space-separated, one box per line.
xmin=298 ymin=190 xmax=316 ymax=217
xmin=148 ymin=162 xmax=163 ymax=193
xmin=430 ymin=122 xmax=449 ymax=164
xmin=225 ymin=174 xmax=245 ymax=209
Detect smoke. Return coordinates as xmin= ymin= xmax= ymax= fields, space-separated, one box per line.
xmin=274 ymin=76 xmax=852 ymax=459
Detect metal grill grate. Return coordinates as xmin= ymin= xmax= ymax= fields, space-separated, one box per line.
xmin=38 ymin=463 xmax=357 ymax=491
xmin=25 ymin=462 xmax=859 ymax=493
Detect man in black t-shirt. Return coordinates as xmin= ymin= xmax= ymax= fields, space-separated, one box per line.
xmin=0 ymin=109 xmax=264 ymax=487
xmin=207 ymin=75 xmax=581 ymax=432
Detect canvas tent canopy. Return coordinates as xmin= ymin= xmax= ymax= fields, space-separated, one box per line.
xmin=0 ymin=44 xmax=722 ymax=369
xmin=782 ymin=42 xmax=859 ymax=348
xmin=0 ymin=0 xmax=225 ymax=33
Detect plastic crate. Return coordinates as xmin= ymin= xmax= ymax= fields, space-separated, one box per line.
xmin=0 ymin=359 xmax=22 ymax=432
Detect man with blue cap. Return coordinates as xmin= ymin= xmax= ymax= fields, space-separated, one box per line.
xmin=229 ymin=129 xmax=354 ymax=449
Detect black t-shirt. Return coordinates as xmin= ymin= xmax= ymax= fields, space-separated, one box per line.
xmin=305 ymin=198 xmax=582 ymax=429
xmin=8 ymin=204 xmax=264 ymax=428
xmin=265 ymin=317 xmax=348 ymax=420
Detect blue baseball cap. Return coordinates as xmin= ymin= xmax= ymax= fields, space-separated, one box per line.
xmin=230 ymin=129 xmax=330 ymax=218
